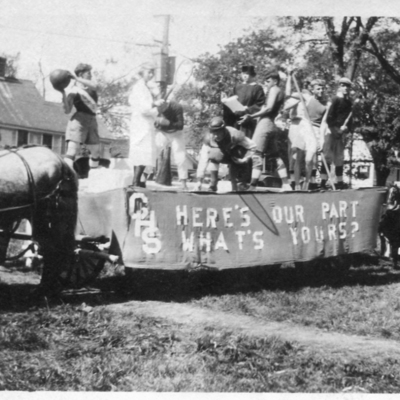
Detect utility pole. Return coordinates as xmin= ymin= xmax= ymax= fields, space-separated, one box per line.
xmin=155 ymin=15 xmax=173 ymax=186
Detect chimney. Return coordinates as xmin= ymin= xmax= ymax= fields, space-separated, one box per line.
xmin=0 ymin=57 xmax=6 ymax=78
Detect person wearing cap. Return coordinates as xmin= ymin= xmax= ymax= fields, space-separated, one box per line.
xmin=320 ymin=77 xmax=353 ymax=190
xmin=61 ymin=63 xmax=101 ymax=173
xmin=128 ymin=62 xmax=165 ymax=187
xmin=222 ymin=65 xmax=265 ymax=138
xmin=283 ymin=68 xmax=314 ymax=189
xmin=195 ymin=116 xmax=256 ymax=192
xmin=239 ymin=68 xmax=291 ymax=191
xmin=153 ymin=97 xmax=189 ymax=191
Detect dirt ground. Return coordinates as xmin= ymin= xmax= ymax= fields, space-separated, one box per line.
xmin=107 ymin=300 xmax=400 ymax=362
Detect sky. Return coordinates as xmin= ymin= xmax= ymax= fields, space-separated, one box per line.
xmin=0 ymin=0 xmax=398 ymax=101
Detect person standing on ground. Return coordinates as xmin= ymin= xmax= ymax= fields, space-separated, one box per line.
xmin=61 ymin=63 xmax=101 ymax=174
xmin=320 ymin=77 xmax=353 ymax=190
xmin=128 ymin=62 xmax=165 ymax=187
xmin=239 ymin=68 xmax=292 ymax=191
xmin=195 ymin=117 xmax=256 ymax=192
xmin=222 ymin=65 xmax=265 ymax=138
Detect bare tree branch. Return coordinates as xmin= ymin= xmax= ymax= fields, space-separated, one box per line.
xmin=299 ymin=39 xmax=329 ymax=44
xmin=366 ymin=35 xmax=400 ymax=85
xmin=339 ymin=17 xmax=354 ymax=41
xmin=322 ymin=17 xmax=345 ymax=76
xmin=345 ymin=17 xmax=379 ymax=80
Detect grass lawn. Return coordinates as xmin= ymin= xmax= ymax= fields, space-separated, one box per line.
xmin=1 ymin=253 xmax=400 ymax=392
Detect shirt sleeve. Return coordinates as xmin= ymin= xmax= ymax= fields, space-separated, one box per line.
xmin=129 ymin=81 xmax=158 ymax=118
xmin=236 ymin=134 xmax=257 ymax=159
xmin=326 ymin=97 xmax=340 ymax=129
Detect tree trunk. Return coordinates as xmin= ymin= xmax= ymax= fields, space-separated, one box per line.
xmin=155 ymin=143 xmax=172 ymax=185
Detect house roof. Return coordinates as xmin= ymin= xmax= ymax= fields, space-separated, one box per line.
xmin=0 ymin=77 xmax=112 ymax=140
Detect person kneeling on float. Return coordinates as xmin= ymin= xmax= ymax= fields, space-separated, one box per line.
xmin=61 ymin=63 xmax=101 ymax=173
xmin=195 ymin=117 xmax=256 ymax=192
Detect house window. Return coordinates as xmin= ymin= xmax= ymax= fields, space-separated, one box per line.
xmin=30 ymin=132 xmax=41 ymax=145
xmin=17 ymin=130 xmax=28 ymax=147
xmin=42 ymin=134 xmax=53 ymax=149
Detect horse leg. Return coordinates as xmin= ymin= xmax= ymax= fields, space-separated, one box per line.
xmin=0 ymin=234 xmax=11 ymax=264
xmin=392 ymin=244 xmax=400 ymax=270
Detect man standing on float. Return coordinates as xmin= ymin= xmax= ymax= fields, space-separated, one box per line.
xmin=240 ymin=69 xmax=292 ymax=191
xmin=222 ymin=65 xmax=265 ymax=138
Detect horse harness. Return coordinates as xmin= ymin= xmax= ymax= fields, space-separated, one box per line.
xmin=0 ymin=147 xmax=70 ymax=257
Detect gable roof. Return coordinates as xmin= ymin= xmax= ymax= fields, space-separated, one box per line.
xmin=0 ymin=77 xmax=112 ymax=139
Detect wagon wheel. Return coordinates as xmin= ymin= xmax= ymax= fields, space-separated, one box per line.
xmin=59 ymin=242 xmax=106 ymax=289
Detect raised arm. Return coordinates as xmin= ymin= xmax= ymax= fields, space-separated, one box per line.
xmin=73 ymin=75 xmax=98 ymax=91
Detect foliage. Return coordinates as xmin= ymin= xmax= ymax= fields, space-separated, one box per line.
xmin=94 ymin=61 xmax=136 ymax=137
xmin=187 ymin=17 xmax=400 ymax=185
xmin=179 ymin=28 xmax=293 ymax=149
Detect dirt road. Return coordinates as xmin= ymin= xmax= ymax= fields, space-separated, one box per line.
xmin=108 ymin=300 xmax=400 ymax=361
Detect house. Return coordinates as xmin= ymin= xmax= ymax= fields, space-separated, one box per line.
xmin=0 ymin=57 xmax=112 ymax=158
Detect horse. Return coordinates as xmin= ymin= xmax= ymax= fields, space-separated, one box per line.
xmin=0 ymin=145 xmax=78 ymax=292
xmin=379 ymin=184 xmax=400 ymax=269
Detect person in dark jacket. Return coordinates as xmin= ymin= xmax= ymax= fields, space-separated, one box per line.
xmin=155 ymin=100 xmax=189 ymax=190
xmin=320 ymin=77 xmax=353 ymax=190
xmin=222 ymin=65 xmax=265 ymax=139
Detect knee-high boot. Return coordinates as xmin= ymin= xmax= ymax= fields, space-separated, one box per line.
xmin=209 ymin=170 xmax=218 ymax=192
xmin=133 ymin=165 xmax=146 ymax=187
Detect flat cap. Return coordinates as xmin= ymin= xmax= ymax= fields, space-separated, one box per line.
xmin=209 ymin=116 xmax=225 ymax=131
xmin=263 ymin=68 xmax=280 ymax=80
xmin=339 ymin=77 xmax=352 ymax=86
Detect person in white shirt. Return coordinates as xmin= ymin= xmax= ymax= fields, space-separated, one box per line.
xmin=128 ymin=62 xmax=164 ymax=187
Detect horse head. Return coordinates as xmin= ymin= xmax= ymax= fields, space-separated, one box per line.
xmin=386 ymin=184 xmax=400 ymax=212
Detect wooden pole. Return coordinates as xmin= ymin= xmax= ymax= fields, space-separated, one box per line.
xmin=155 ymin=15 xmax=172 ymax=186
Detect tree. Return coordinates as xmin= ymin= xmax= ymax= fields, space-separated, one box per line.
xmin=189 ymin=17 xmax=400 ymax=186
xmin=95 ymin=67 xmax=135 ymax=138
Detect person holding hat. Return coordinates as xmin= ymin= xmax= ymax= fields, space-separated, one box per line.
xmin=128 ymin=62 xmax=165 ymax=187
xmin=320 ymin=77 xmax=353 ymax=190
xmin=288 ymin=78 xmax=328 ymax=190
xmin=61 ymin=63 xmax=101 ymax=174
xmin=222 ymin=65 xmax=265 ymax=138
xmin=283 ymin=68 xmax=315 ymax=189
xmin=195 ymin=116 xmax=257 ymax=192
xmin=239 ymin=68 xmax=292 ymax=191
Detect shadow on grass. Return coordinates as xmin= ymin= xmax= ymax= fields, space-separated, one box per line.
xmin=1 ymin=253 xmax=400 ymax=311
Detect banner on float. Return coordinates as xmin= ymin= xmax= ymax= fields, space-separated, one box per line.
xmin=77 ymin=187 xmax=386 ymax=270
